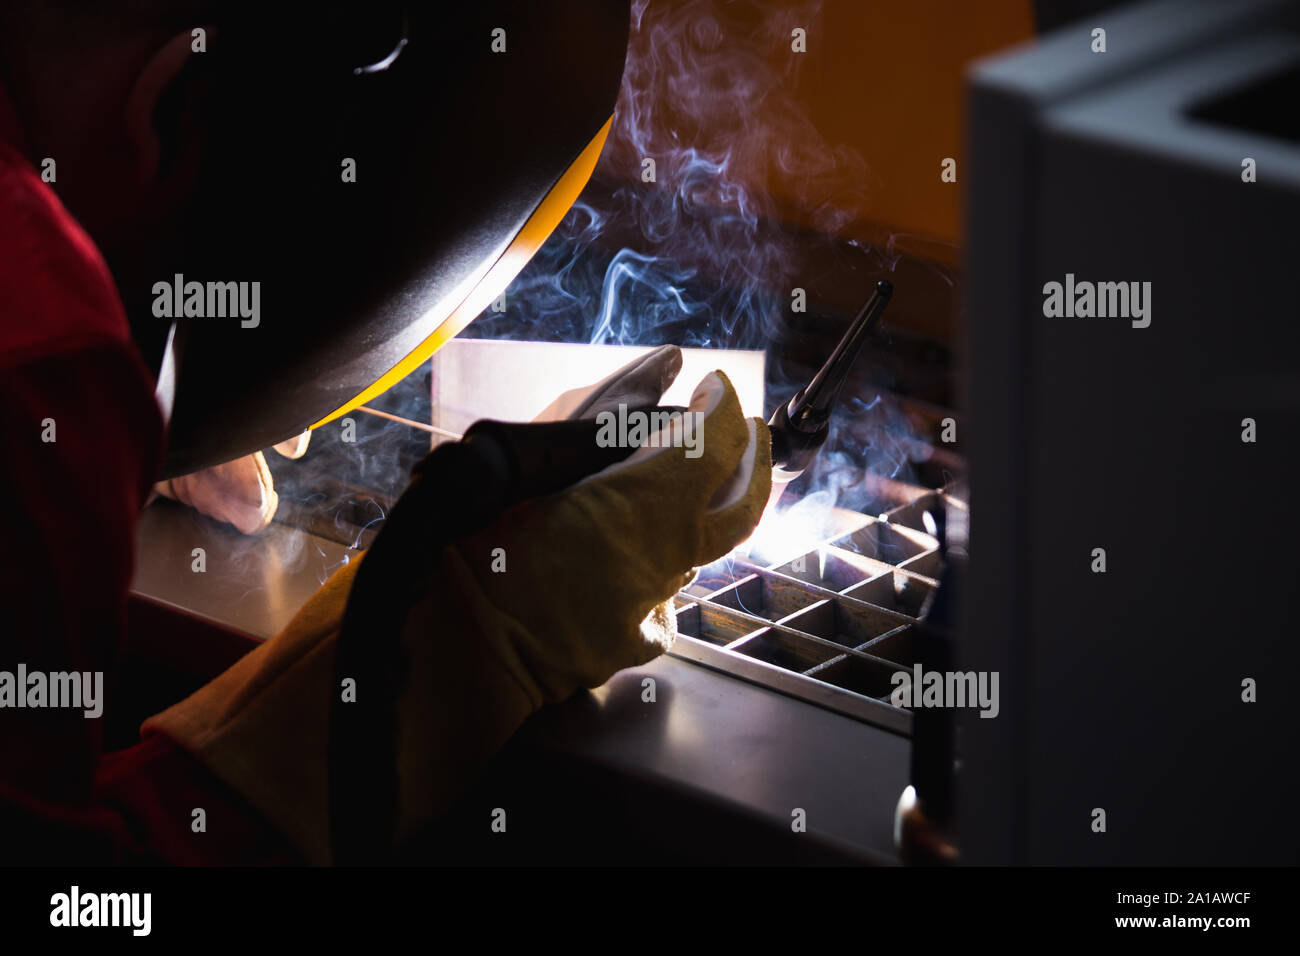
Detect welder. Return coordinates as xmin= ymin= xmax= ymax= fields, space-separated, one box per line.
xmin=0 ymin=0 xmax=770 ymax=863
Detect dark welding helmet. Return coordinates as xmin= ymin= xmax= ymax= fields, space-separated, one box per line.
xmin=142 ymin=0 xmax=629 ymax=476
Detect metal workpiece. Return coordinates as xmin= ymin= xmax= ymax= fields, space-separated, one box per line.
xmin=781 ymin=598 xmax=914 ymax=650
xmin=774 ymin=547 xmax=889 ymax=592
xmin=885 ymin=490 xmax=968 ymax=534
xmin=708 ymin=567 xmax=824 ymax=620
xmin=681 ymin=562 xmax=746 ymax=600
xmin=833 ymin=518 xmax=940 ymax=571
xmin=673 ymin=598 xmax=772 ymax=646
xmin=673 ymin=478 xmax=961 ymax=734
xmin=672 ymin=593 xmax=917 ymax=735
xmin=843 ymin=569 xmax=937 ymax=620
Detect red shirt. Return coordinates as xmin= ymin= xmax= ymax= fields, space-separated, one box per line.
xmin=0 ymin=83 xmax=298 ymax=864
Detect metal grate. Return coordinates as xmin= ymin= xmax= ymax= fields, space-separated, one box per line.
xmin=671 ymin=481 xmax=967 ymax=736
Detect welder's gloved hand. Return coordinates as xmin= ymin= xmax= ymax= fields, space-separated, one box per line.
xmin=152 ymin=430 xmax=310 ymax=535
xmin=451 ymin=365 xmax=771 ymax=703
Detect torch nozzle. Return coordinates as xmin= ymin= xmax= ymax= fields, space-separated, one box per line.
xmin=769 ymin=279 xmax=893 ymax=483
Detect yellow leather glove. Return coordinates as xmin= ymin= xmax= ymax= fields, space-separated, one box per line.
xmin=450 ymin=367 xmax=769 ymax=704
xmin=144 ymin=350 xmax=769 ymax=863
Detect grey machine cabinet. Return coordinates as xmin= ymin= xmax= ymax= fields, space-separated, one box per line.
xmin=962 ymin=0 xmax=1300 ymax=865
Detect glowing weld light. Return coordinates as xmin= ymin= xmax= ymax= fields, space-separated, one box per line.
xmin=741 ymin=491 xmax=834 ymax=569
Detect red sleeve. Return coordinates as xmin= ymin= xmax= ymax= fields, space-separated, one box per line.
xmin=0 ymin=134 xmax=300 ymax=864
xmin=0 ymin=345 xmax=157 ymax=807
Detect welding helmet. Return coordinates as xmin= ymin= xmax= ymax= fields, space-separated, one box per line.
xmin=139 ymin=0 xmax=629 ymax=476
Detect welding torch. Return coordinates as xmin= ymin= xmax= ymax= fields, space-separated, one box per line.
xmin=768 ymin=278 xmax=893 ymax=484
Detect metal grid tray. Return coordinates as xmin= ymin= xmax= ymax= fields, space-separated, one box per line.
xmin=671 ymin=483 xmax=966 ymax=735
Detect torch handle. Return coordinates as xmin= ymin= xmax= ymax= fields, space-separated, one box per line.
xmin=769 ymin=279 xmax=894 ymax=483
